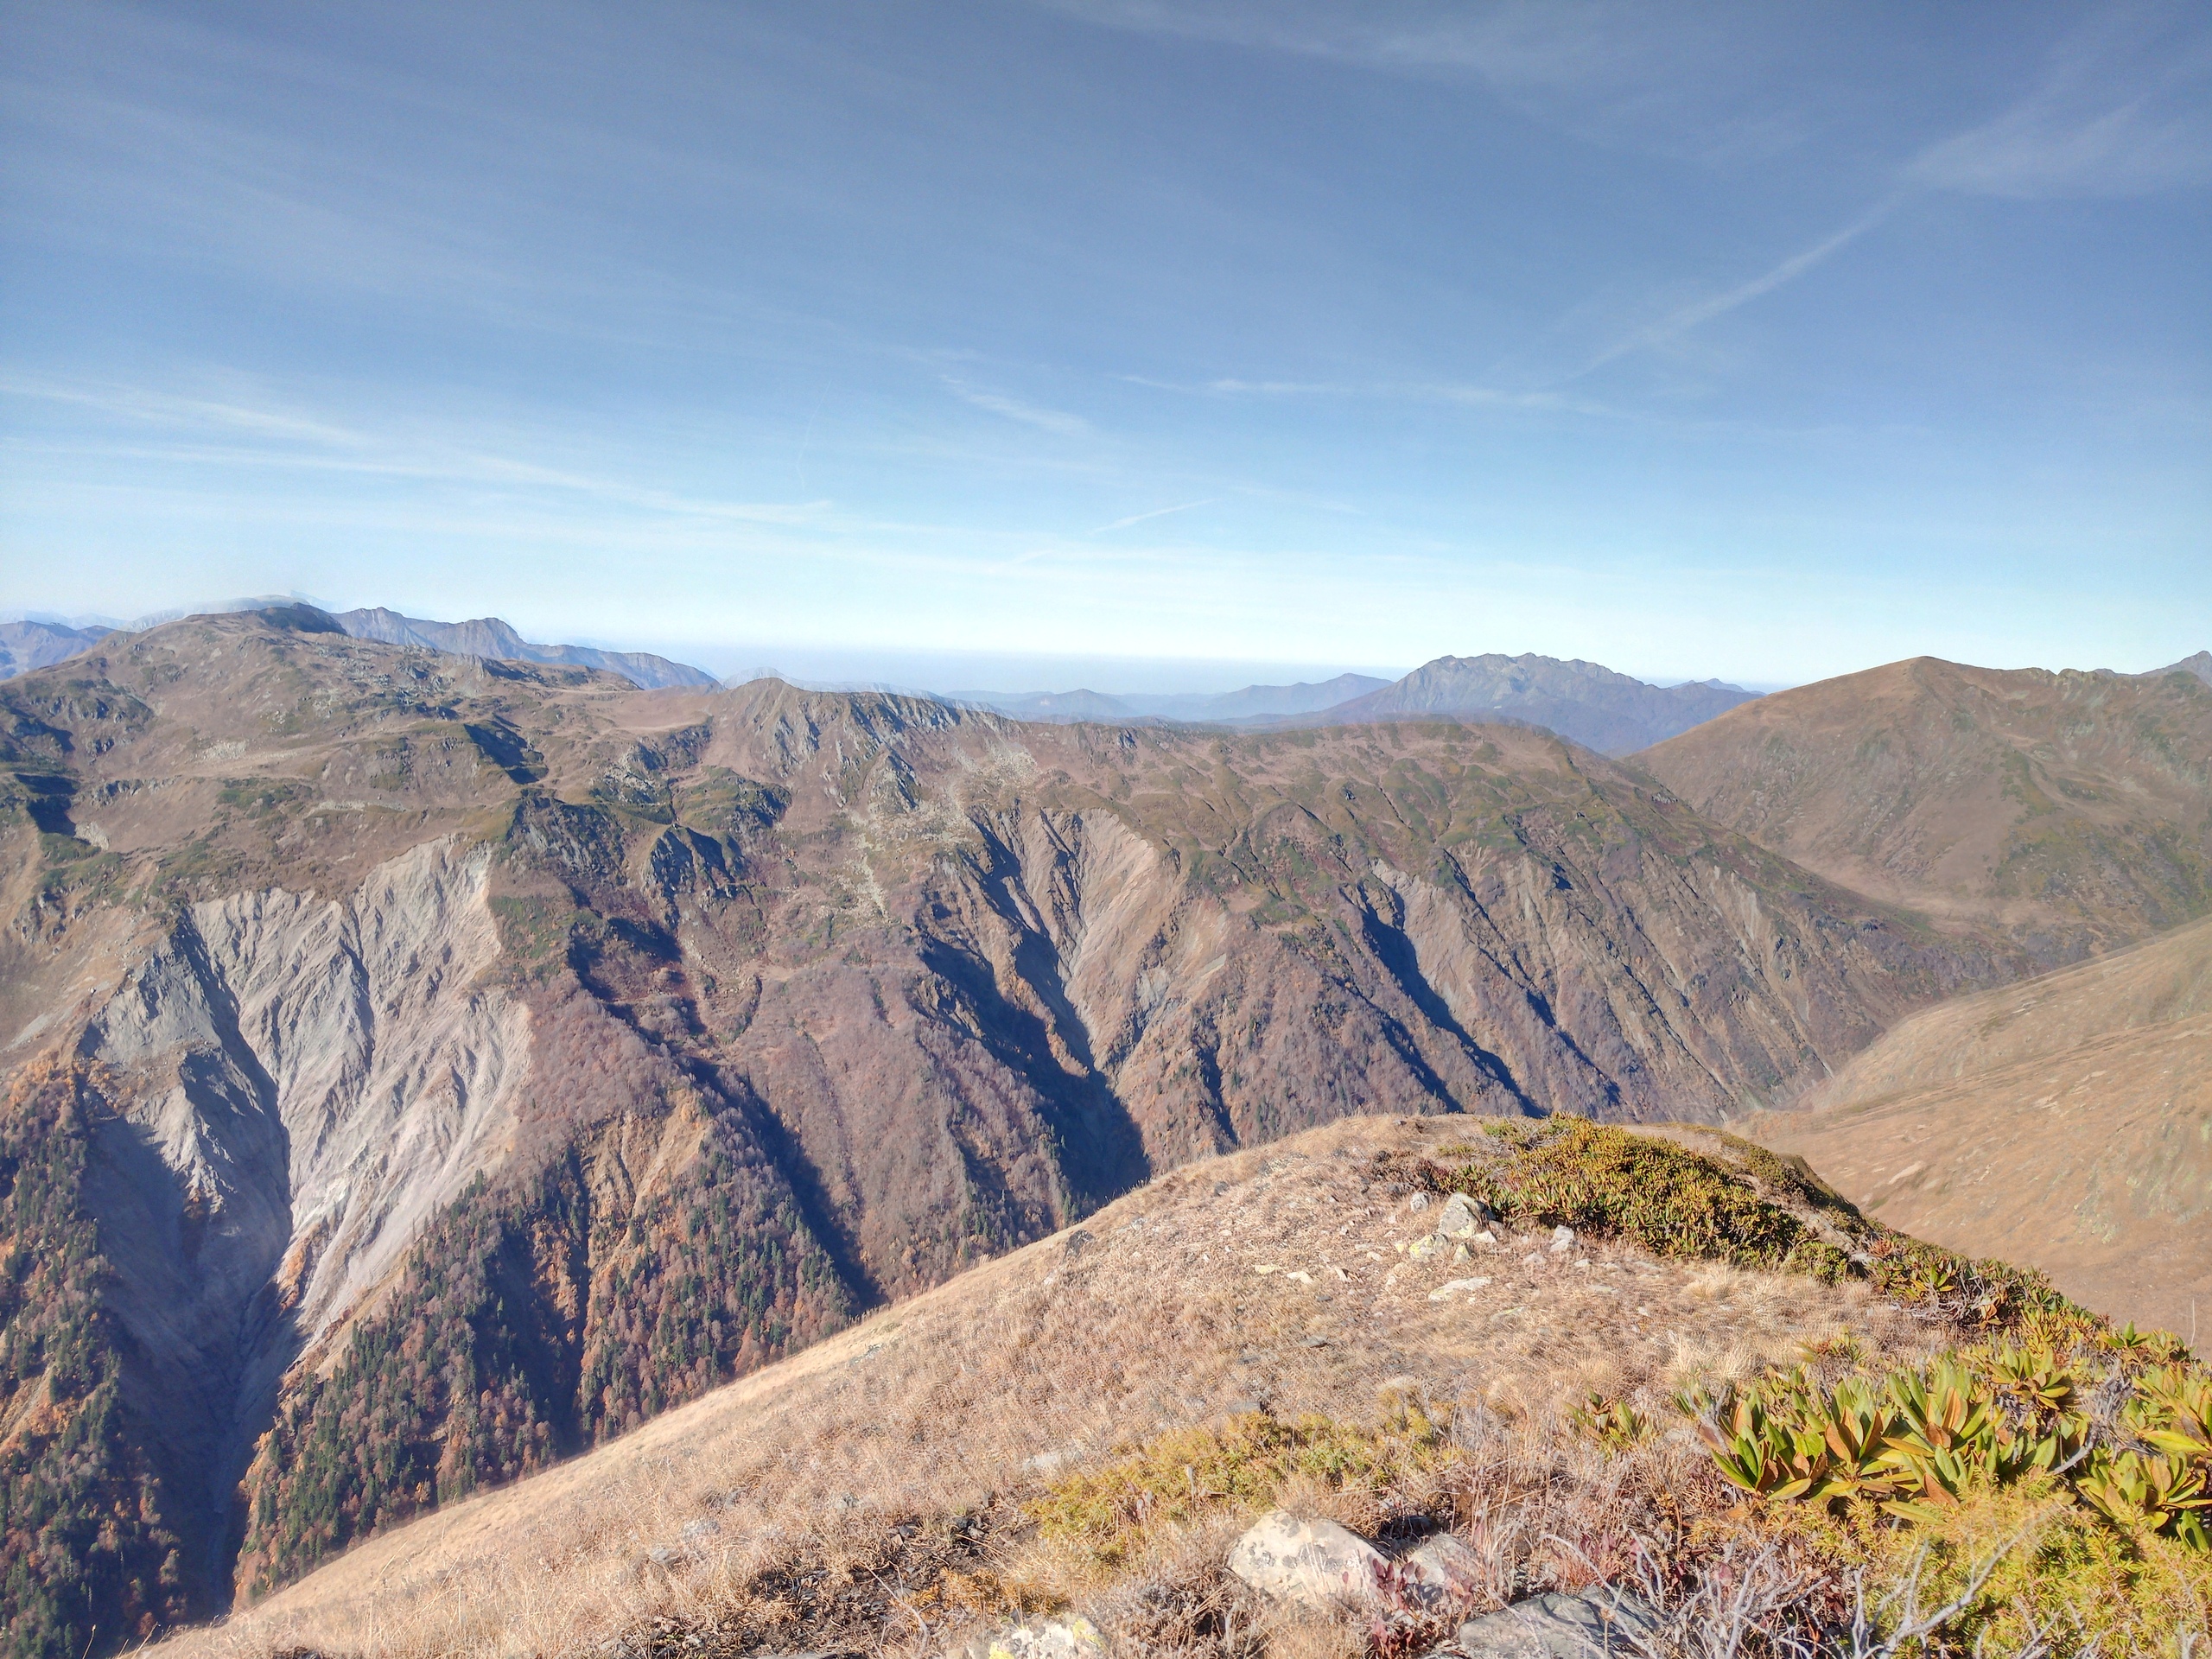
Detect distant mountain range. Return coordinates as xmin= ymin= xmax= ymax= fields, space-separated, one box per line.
xmin=328 ymin=607 xmax=718 ymax=689
xmin=950 ymin=672 xmax=1390 ymax=725
xmin=1287 ymin=652 xmax=1758 ymax=753
xmin=13 ymin=599 xmax=2209 ymax=766
xmin=0 ymin=604 xmax=719 ymax=691
xmin=938 ymin=658 xmax=1769 ymax=753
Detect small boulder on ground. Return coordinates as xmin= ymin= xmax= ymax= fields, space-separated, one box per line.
xmin=1449 ymin=1589 xmax=1658 ymax=1656
xmin=1426 ymin=1276 xmax=1491 ymax=1301
xmin=1226 ymin=1510 xmax=1385 ymax=1607
xmin=1397 ymin=1531 xmax=1488 ymax=1607
xmin=950 ymin=1617 xmax=1103 ymax=1658
xmin=1437 ymin=1192 xmax=1495 ymax=1237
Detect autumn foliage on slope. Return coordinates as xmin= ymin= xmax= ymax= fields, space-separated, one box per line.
xmin=232 ymin=1087 xmax=854 ymax=1599
xmin=0 ymin=1060 xmax=189 ymax=1657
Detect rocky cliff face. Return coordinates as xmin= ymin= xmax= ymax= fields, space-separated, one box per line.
xmin=0 ymin=611 xmax=2029 ymax=1651
xmin=73 ymin=838 xmax=529 ymax=1586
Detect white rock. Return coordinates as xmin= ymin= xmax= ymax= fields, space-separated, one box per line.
xmin=81 ymin=837 xmax=530 ymax=1447
xmin=952 ymin=1618 xmax=1103 ymax=1659
xmin=1407 ymin=1234 xmax=1447 ymax=1261
xmin=1427 ymin=1277 xmax=1491 ymax=1300
xmin=1226 ymin=1510 xmax=1385 ymax=1607
xmin=1548 ymin=1225 xmax=1577 ymax=1253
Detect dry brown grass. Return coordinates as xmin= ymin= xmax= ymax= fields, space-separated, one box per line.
xmin=162 ymin=1116 xmax=1952 ymax=1658
xmin=1746 ymin=912 xmax=2212 ymax=1334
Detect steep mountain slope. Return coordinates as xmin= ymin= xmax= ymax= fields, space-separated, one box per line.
xmin=1637 ymin=656 xmax=2212 ymax=960
xmin=1307 ymin=655 xmax=1758 ymax=753
xmin=332 ymin=606 xmax=717 ymax=689
xmin=159 ymin=1116 xmax=2183 ymax=1659
xmin=0 ymin=620 xmax=110 ymax=680
xmin=1745 ymin=912 xmax=2212 ymax=1334
xmin=0 ymin=609 xmax=2012 ymax=1648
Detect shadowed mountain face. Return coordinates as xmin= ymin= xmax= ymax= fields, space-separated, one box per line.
xmin=1638 ymin=656 xmax=2212 ymax=962
xmin=331 ymin=606 xmax=718 ymax=690
xmin=0 ymin=619 xmax=111 ymax=678
xmin=1745 ymin=912 xmax=2212 ymax=1334
xmin=0 ymin=609 xmax=2013 ymax=1642
xmin=1302 ymin=654 xmax=1759 ymax=754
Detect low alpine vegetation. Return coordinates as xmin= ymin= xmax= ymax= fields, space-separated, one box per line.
xmin=1030 ymin=1406 xmax=1452 ymax=1567
xmin=1395 ymin=1116 xmax=2085 ymax=1329
xmin=1688 ymin=1339 xmax=2209 ymax=1551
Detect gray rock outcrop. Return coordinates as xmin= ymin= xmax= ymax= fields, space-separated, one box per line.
xmin=1438 ymin=1192 xmax=1494 ymax=1236
xmin=1449 ymin=1589 xmax=1659 ymax=1657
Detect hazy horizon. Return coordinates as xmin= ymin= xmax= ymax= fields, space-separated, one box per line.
xmin=4 ymin=2 xmax=2208 ymax=684
xmin=13 ymin=589 xmax=2201 ymax=698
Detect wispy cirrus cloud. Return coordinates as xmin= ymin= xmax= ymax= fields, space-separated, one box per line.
xmin=1117 ymin=370 xmax=1629 ymax=421
xmin=1032 ymin=0 xmax=1831 ymax=163
xmin=1908 ymin=1 xmax=2212 ymax=198
xmin=1560 ymin=195 xmax=1903 ymax=381
xmin=1089 ymin=498 xmax=1215 ymax=534
xmin=943 ymin=378 xmax=1094 ymax=437
xmin=0 ymin=373 xmax=830 ymax=526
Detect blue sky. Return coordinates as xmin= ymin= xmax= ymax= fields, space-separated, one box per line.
xmin=2 ymin=1 xmax=2207 ymax=690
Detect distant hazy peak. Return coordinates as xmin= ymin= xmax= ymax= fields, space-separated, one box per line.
xmin=332 ymin=607 xmax=717 ymax=690
xmin=2142 ymin=651 xmax=2212 ymax=688
xmin=947 ymin=673 xmax=1392 ymax=725
xmin=1309 ymin=652 xmax=1760 ymax=755
xmin=0 ymin=618 xmax=112 ymax=679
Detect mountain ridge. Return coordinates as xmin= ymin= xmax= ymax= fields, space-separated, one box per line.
xmin=0 ymin=608 xmax=2029 ymax=1640
xmin=1637 ymin=653 xmax=2212 ymax=961
xmin=329 ymin=606 xmax=719 ymax=690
